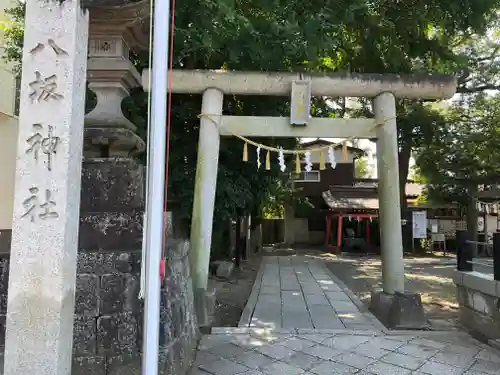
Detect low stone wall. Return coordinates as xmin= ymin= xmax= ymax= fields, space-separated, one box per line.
xmin=0 ymin=154 xmax=199 ymax=374
xmin=454 ymin=270 xmax=500 ymax=340
xmin=0 ymin=240 xmax=198 ymax=375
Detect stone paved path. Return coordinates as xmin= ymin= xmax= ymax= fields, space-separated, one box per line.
xmin=189 ymin=256 xmax=500 ymax=374
xmin=238 ymin=256 xmax=383 ymax=330
xmin=190 ymin=328 xmax=500 ymax=375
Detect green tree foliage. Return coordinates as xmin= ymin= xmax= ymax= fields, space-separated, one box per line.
xmin=0 ymin=2 xmax=23 ymax=75
xmin=454 ymin=19 xmax=500 ymax=93
xmin=3 ymin=0 xmax=500 ymax=253
xmin=415 ymin=93 xmax=500 ymax=241
xmin=354 ymin=157 xmax=370 ymax=178
xmin=345 ymin=13 xmax=499 ymax=219
xmin=416 ymin=94 xmax=500 ymax=200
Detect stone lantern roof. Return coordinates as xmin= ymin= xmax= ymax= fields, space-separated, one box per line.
xmin=85 ymin=0 xmax=150 ymax=51
xmin=83 ymin=0 xmax=151 ymax=157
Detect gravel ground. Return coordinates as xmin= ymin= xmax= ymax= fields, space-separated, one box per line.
xmin=207 ymin=255 xmax=262 ymax=327
xmin=310 ymin=251 xmax=462 ymax=330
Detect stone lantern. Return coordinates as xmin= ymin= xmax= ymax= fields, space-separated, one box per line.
xmin=80 ymin=1 xmax=149 ymax=251
xmin=73 ymin=2 xmax=199 ymax=375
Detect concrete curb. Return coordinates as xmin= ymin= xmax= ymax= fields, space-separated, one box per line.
xmin=211 ymin=327 xmax=382 ymax=336
xmin=237 ymin=257 xmax=266 ymax=327
xmin=210 ymin=326 xmax=480 ymax=341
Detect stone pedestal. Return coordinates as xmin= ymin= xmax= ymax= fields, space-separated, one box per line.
xmin=370 ymin=290 xmax=429 ymax=330
xmin=74 ymin=148 xmax=198 ymax=374
xmin=0 ymin=157 xmax=199 ymax=374
xmin=79 ymin=156 xmax=144 ymax=251
xmin=194 ymin=288 xmax=217 ymax=333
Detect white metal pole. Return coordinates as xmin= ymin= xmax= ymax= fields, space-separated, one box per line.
xmin=142 ymin=0 xmax=170 ymax=372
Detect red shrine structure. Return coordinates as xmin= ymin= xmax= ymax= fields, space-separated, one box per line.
xmin=288 ymin=139 xmax=422 ymax=252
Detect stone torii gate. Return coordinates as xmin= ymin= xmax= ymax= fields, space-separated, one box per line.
xmin=2 ymin=0 xmax=457 ymax=373
xmin=143 ymin=69 xmax=456 ymax=326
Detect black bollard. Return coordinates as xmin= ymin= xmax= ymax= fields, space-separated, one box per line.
xmin=457 ymin=230 xmax=473 ymax=271
xmin=493 ymin=233 xmax=500 ymax=281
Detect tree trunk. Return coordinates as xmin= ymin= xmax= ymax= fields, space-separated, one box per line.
xmin=283 ymin=203 xmax=295 ymax=247
xmin=234 ymin=216 xmax=242 ymax=268
xmin=398 ymin=142 xmax=411 ymax=216
xmin=251 ymin=223 xmax=263 ymax=253
xmin=242 ymin=214 xmax=249 ymax=261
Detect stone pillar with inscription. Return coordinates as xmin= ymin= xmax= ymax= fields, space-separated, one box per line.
xmin=69 ymin=2 xmax=199 ymax=374
xmin=3 ymin=1 xmax=89 ymax=375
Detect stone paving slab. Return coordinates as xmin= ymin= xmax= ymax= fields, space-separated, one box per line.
xmin=189 ymin=328 xmax=500 ymax=375
xmin=193 ymin=256 xmax=500 ymax=375
xmin=238 ymin=256 xmax=383 ymax=330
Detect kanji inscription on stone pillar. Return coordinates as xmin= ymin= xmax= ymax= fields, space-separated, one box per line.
xmin=3 ymin=1 xmax=89 ymax=375
xmin=25 ymin=123 xmax=60 ymax=171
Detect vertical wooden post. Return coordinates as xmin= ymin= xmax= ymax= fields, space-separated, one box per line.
xmin=366 ymin=220 xmax=371 ymax=245
xmin=493 ymin=232 xmax=500 ymax=281
xmin=457 ymin=230 xmax=473 ymax=272
xmin=337 ymin=214 xmax=343 ymax=249
xmin=235 ymin=216 xmax=242 ymax=268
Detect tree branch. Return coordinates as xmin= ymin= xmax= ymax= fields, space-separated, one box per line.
xmin=457 ymin=84 xmax=500 ymax=93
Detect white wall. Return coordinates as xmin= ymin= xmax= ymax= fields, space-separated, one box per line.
xmin=292 ymin=218 xmax=309 ymax=243
xmin=301 ymin=144 xmax=356 ymax=164
xmin=0 ymin=114 xmax=17 ymax=229
xmin=478 ymin=214 xmax=499 ymax=235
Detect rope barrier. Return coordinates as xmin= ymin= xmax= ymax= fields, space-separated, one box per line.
xmin=197 ymin=114 xmax=500 ymax=207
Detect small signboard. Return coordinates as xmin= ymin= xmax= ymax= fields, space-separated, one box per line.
xmin=412 ymin=211 xmax=427 ymax=239
xmin=290 ymin=80 xmax=311 ymax=126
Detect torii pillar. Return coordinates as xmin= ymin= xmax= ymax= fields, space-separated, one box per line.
xmin=141 ymin=69 xmax=457 ymax=327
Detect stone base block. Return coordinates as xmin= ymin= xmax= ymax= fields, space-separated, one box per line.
xmin=106 ymin=349 xmax=141 ymax=375
xmin=0 ymin=240 xmax=198 ymax=375
xmin=370 ymin=290 xmax=429 ymax=330
xmin=194 ymin=287 xmax=217 ymax=330
xmin=342 ymin=238 xmax=370 ymax=254
xmin=72 ymin=356 xmax=106 ymax=375
xmin=459 ymin=304 xmax=500 ymax=341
